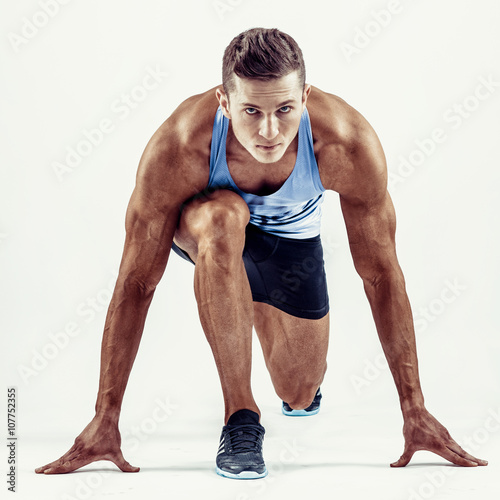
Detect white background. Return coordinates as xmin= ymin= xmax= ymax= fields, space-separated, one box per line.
xmin=1 ymin=0 xmax=499 ymax=499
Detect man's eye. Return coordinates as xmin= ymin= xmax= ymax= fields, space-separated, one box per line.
xmin=280 ymin=106 xmax=291 ymax=113
xmin=245 ymin=108 xmax=258 ymax=115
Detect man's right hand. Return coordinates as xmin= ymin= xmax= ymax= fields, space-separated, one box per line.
xmin=35 ymin=415 xmax=139 ymax=474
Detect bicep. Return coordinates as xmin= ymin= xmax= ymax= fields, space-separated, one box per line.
xmin=325 ymin=107 xmax=402 ymax=282
xmin=118 ymin=129 xmax=206 ymax=290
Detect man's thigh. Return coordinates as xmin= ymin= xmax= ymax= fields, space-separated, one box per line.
xmin=241 ymin=223 xmax=329 ymax=320
xmin=243 ymin=225 xmax=330 ymax=399
xmin=253 ymin=302 xmax=329 ymax=402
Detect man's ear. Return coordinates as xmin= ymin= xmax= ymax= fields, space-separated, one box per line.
xmin=216 ymin=87 xmax=231 ymax=119
xmin=302 ymin=84 xmax=312 ymax=110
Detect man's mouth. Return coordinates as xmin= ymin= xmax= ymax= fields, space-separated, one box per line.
xmin=257 ymin=143 xmax=280 ymax=151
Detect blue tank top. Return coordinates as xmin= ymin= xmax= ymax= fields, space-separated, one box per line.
xmin=207 ymin=106 xmax=325 ymax=239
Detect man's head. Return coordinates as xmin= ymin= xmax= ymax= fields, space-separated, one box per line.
xmin=222 ymin=28 xmax=306 ymax=97
xmin=218 ymin=28 xmax=311 ymax=164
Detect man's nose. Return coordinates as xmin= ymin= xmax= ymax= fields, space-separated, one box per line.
xmin=258 ymin=115 xmax=279 ymax=141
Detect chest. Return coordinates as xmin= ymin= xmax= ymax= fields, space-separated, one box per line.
xmin=227 ymin=159 xmax=295 ymax=196
xmin=226 ymin=138 xmax=299 ymax=196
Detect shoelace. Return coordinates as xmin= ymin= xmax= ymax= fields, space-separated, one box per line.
xmin=226 ymin=425 xmax=263 ymax=454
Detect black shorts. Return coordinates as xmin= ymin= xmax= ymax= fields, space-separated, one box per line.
xmin=171 ymin=224 xmax=329 ymax=320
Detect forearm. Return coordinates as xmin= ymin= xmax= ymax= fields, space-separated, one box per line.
xmin=94 ymin=276 xmax=156 ymax=422
xmin=363 ymin=270 xmax=425 ymax=415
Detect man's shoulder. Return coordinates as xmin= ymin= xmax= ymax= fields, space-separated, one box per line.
xmin=307 ymin=86 xmax=386 ymax=195
xmin=152 ymin=87 xmax=220 ymax=154
xmin=170 ymin=87 xmax=220 ymax=139
xmin=136 ymin=88 xmax=219 ymax=198
xmin=307 ymin=86 xmax=366 ymax=149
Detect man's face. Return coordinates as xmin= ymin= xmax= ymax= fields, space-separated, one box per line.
xmin=217 ymin=71 xmax=311 ymax=164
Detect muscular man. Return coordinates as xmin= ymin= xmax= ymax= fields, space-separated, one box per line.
xmin=35 ymin=28 xmax=487 ymax=479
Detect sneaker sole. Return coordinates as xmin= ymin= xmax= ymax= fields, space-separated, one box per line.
xmin=216 ymin=467 xmax=268 ymax=480
xmin=282 ymin=407 xmax=320 ymax=417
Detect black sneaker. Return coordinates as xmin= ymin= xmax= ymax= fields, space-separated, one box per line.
xmin=216 ymin=409 xmax=267 ymax=479
xmin=282 ymin=388 xmax=322 ymax=416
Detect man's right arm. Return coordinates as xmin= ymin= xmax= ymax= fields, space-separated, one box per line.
xmin=95 ymin=130 xmax=201 ymax=422
xmin=35 ymin=108 xmax=209 ymax=474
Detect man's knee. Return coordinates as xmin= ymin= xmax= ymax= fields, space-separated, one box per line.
xmin=178 ymin=190 xmax=249 ymax=261
xmin=278 ymin=382 xmax=319 ymax=410
xmin=273 ymin=363 xmax=325 ymax=409
xmin=197 ymin=190 xmax=250 ymax=235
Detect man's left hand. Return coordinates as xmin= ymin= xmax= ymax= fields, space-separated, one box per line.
xmin=390 ymin=408 xmax=488 ymax=467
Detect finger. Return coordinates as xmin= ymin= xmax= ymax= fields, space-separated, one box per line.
xmin=450 ymin=448 xmax=488 ymax=466
xmin=35 ymin=455 xmax=75 ymax=474
xmin=435 ymin=446 xmax=479 ymax=467
xmin=107 ymin=450 xmax=140 ymax=473
xmin=42 ymin=455 xmax=93 ymax=474
xmin=390 ymin=449 xmax=414 ymax=468
xmin=446 ymin=442 xmax=488 ymax=466
xmin=35 ymin=443 xmax=81 ymax=473
xmin=35 ymin=464 xmax=54 ymax=474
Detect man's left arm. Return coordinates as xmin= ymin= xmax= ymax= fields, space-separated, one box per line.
xmin=332 ymin=115 xmax=487 ymax=467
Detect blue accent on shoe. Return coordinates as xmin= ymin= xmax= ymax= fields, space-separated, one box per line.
xmin=216 ymin=466 xmax=268 ymax=480
xmin=282 ymin=388 xmax=322 ymax=417
xmin=282 ymin=406 xmax=320 ymax=416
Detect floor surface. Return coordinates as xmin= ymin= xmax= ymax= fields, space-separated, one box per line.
xmin=17 ymin=401 xmax=500 ymax=500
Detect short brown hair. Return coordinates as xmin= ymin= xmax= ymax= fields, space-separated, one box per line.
xmin=222 ymin=28 xmax=306 ymax=96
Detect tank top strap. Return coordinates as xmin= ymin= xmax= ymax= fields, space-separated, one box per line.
xmin=208 ymin=107 xmax=231 ymax=188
